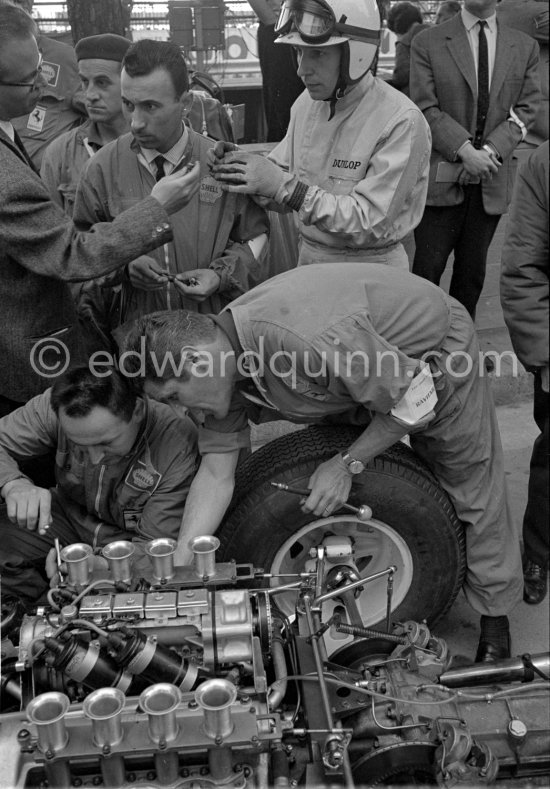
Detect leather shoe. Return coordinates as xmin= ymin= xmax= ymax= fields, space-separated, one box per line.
xmin=523 ymin=560 xmax=548 ymax=605
xmin=475 ymin=616 xmax=511 ymax=663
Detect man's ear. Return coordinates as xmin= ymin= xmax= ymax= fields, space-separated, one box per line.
xmin=181 ymin=345 xmax=214 ymax=378
xmin=132 ymin=397 xmax=146 ymax=422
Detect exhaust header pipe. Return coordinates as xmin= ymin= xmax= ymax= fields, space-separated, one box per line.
xmin=139 ymin=683 xmax=181 ymax=744
xmin=191 ymin=535 xmax=220 ymax=580
xmin=60 ymin=543 xmax=93 ymax=586
xmin=102 ymin=540 xmax=135 ymax=583
xmin=195 ymin=678 xmax=237 ymax=740
xmin=145 ymin=538 xmax=176 ymax=581
xmin=26 ymin=692 xmax=70 ymax=753
xmin=440 ymin=652 xmax=550 ymax=687
xmin=83 ymin=687 xmax=126 ymax=748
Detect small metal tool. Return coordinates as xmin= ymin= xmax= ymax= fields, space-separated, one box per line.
xmin=270 ymin=482 xmax=372 ymax=521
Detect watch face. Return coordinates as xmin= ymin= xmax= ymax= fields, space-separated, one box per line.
xmin=349 ymin=459 xmax=364 ymax=474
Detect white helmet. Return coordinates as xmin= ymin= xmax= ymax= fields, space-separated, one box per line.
xmin=275 ymin=0 xmax=380 ymax=86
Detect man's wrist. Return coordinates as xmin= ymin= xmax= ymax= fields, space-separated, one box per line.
xmin=285 ymin=181 xmax=309 ymax=212
xmin=482 ymin=143 xmax=502 ymax=163
xmin=457 ymin=140 xmax=474 ymax=160
xmin=1 ymin=476 xmax=30 ymax=499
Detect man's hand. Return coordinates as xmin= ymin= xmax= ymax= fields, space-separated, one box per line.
xmin=128 ymin=255 xmax=169 ymax=290
xmin=206 ymin=140 xmax=239 ymax=170
xmin=210 ymin=152 xmax=287 ymax=199
xmin=1 ymin=479 xmax=51 ymax=535
xmin=173 ymin=269 xmax=221 ymax=301
xmin=459 ymin=144 xmax=500 ymax=180
xmin=301 ymin=455 xmax=352 ymax=518
xmin=150 ymin=161 xmax=201 ymax=214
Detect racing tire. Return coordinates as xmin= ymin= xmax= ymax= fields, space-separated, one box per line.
xmin=217 ymin=425 xmax=465 ymax=636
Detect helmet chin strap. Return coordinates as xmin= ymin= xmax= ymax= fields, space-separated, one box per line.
xmin=325 ymin=68 xmax=348 ymax=120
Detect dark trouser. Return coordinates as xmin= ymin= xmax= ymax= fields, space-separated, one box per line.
xmin=523 ymin=372 xmax=549 ymax=568
xmin=413 ymin=185 xmax=501 ymax=318
xmin=0 ymin=394 xmax=56 ymax=489
xmin=0 ymin=493 xmax=130 ymax=605
xmin=257 ymin=23 xmax=304 ymax=143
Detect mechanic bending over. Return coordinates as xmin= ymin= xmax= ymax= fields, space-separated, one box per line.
xmin=208 ymin=0 xmax=431 ymax=269
xmin=0 ymin=367 xmax=198 ymax=606
xmin=125 ymin=264 xmax=522 ymax=664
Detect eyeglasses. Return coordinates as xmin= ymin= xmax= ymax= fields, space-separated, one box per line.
xmin=0 ymin=53 xmax=43 ymax=88
xmin=275 ymin=0 xmax=379 ymax=44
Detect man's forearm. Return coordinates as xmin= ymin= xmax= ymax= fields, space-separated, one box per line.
xmin=173 ymin=453 xmax=238 ymax=565
xmin=346 ymin=412 xmax=412 ymax=464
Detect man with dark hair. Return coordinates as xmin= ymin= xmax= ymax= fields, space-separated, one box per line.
xmin=409 ymin=0 xmax=541 ymax=317
xmin=124 ymin=262 xmax=523 ymax=663
xmin=9 ymin=0 xmax=85 ymax=170
xmin=387 ymin=2 xmax=429 ymax=96
xmin=0 ymin=3 xmax=201 ymax=416
xmin=0 ymin=366 xmax=198 ymax=605
xmin=73 ymin=38 xmax=269 ymax=326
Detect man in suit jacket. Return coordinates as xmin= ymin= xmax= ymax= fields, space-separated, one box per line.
xmin=0 ymin=3 xmax=200 ymax=415
xmin=410 ymin=0 xmax=540 ymax=317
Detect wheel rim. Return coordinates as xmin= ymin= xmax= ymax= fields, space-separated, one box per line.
xmin=269 ymin=515 xmax=414 ymax=633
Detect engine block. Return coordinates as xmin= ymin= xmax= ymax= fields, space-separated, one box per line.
xmin=1 ymin=536 xmax=549 ymax=788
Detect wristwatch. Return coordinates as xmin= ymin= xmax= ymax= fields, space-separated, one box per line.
xmin=340 ymin=451 xmax=365 ymax=475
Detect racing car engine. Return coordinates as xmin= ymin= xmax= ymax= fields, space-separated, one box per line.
xmin=1 ymin=535 xmax=549 ymax=788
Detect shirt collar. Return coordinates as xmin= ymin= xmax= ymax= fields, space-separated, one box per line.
xmin=0 ymin=121 xmax=15 ymax=141
xmin=139 ymin=123 xmax=189 ymax=167
xmin=212 ymin=310 xmax=249 ymax=382
xmin=461 ymin=8 xmax=497 ymax=34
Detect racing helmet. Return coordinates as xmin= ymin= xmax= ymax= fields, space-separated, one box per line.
xmin=275 ymin=0 xmax=380 ymax=86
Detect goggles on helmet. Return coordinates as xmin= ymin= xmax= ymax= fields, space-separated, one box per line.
xmin=275 ymin=0 xmax=379 ymax=45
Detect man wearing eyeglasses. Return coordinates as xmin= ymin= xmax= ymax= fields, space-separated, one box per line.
xmin=9 ymin=0 xmax=85 ymax=171
xmin=0 ymin=2 xmax=201 ymax=421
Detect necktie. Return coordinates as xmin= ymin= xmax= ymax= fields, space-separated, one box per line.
xmin=475 ymin=20 xmax=489 ymax=148
xmin=153 ymin=154 xmax=166 ymax=182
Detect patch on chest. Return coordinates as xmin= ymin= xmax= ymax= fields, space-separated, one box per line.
xmin=27 ymin=105 xmax=46 ymax=132
xmin=328 ymin=158 xmax=364 ymax=177
xmin=199 ymin=175 xmax=223 ymax=204
xmin=125 ymin=460 xmax=161 ymax=493
xmin=42 ymin=61 xmax=60 ymax=88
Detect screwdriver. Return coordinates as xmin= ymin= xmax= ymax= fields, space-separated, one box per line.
xmin=270 ymin=481 xmax=372 ymax=522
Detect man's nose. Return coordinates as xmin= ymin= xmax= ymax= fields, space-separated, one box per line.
xmin=85 ymin=84 xmax=100 ymax=101
xmin=131 ymin=110 xmax=146 ymax=131
xmin=297 ymin=57 xmax=311 ymax=77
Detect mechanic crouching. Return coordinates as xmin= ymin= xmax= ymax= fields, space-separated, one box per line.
xmin=124 ymin=263 xmax=522 ymax=664
xmin=0 ymin=366 xmax=198 ymax=606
